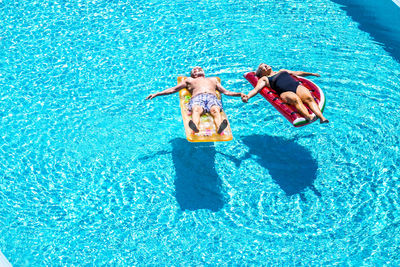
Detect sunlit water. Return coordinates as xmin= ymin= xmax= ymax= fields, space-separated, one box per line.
xmin=1 ymin=0 xmax=400 ymax=265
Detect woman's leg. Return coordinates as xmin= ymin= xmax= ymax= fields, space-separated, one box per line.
xmin=296 ymin=85 xmax=329 ymax=123
xmin=280 ymin=91 xmax=315 ymax=121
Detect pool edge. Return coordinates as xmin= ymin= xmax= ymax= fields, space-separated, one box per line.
xmin=0 ymin=251 xmax=11 ymax=267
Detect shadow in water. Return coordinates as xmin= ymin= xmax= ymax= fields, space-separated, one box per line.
xmin=170 ymin=138 xmax=225 ymax=212
xmin=331 ymin=0 xmax=400 ymax=63
xmin=242 ymin=135 xmax=321 ymax=197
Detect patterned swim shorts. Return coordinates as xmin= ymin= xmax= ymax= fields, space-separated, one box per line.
xmin=188 ymin=93 xmax=223 ymax=113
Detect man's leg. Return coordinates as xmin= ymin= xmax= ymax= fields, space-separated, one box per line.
xmin=210 ymin=106 xmax=222 ymax=128
xmin=189 ymin=105 xmax=203 ymax=132
xmin=210 ymin=106 xmax=228 ymax=134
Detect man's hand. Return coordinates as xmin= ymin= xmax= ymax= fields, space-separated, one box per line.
xmin=241 ymin=93 xmax=249 ymax=103
xmin=146 ymin=94 xmax=156 ymax=100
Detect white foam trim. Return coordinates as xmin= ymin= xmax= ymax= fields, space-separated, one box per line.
xmin=293 ymin=117 xmax=306 ymax=126
xmin=393 ymin=0 xmax=400 ymax=8
xmin=315 ymin=84 xmax=325 ymax=111
xmin=0 ymin=251 xmax=11 ymax=267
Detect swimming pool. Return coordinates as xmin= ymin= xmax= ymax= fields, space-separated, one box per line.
xmin=1 ymin=0 xmax=399 ymax=265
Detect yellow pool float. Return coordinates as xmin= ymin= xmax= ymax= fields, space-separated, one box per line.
xmin=178 ymin=76 xmax=233 ymax=142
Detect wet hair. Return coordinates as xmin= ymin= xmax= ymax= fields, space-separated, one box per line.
xmin=255 ymin=67 xmax=263 ymax=78
xmin=256 ymin=63 xmax=266 ymax=78
xmin=255 ymin=63 xmax=270 ymax=78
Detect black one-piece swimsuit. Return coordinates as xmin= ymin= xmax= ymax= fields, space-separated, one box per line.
xmin=268 ymin=71 xmax=300 ymax=95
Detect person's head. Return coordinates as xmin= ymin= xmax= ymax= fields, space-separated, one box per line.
xmin=190 ymin=66 xmax=205 ymax=78
xmin=255 ymin=63 xmax=272 ymax=77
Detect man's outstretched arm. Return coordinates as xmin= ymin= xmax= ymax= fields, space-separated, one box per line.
xmin=216 ymin=80 xmax=244 ymax=97
xmin=146 ymin=81 xmax=187 ymax=100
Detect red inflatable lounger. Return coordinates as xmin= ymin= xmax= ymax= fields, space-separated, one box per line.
xmin=244 ymin=72 xmax=326 ymax=127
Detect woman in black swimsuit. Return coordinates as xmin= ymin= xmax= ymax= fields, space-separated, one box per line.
xmin=242 ymin=63 xmax=329 ymax=123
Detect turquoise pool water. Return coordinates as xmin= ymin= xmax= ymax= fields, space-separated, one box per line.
xmin=1 ymin=0 xmax=400 ymax=265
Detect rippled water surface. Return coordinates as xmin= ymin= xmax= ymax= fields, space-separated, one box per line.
xmin=1 ymin=0 xmax=400 ymax=265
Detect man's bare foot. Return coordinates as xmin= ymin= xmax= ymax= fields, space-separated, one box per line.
xmin=188 ymin=120 xmax=199 ymax=133
xmin=320 ymin=119 xmax=329 ymax=124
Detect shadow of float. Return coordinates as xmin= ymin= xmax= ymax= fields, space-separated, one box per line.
xmin=170 ymin=138 xmax=225 ymax=212
xmin=242 ymin=135 xmax=321 ymax=197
